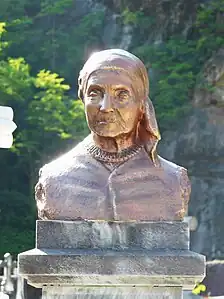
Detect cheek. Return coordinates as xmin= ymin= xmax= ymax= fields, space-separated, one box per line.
xmin=85 ymin=101 xmax=98 ymax=115
xmin=119 ymin=104 xmax=140 ymax=121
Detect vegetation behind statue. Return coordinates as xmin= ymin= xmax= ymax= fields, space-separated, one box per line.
xmin=0 ymin=0 xmax=223 ymax=256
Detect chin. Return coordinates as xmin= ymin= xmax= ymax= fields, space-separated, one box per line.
xmin=92 ymin=124 xmax=118 ymax=137
xmin=93 ymin=128 xmax=122 ymax=138
xmin=95 ymin=130 xmax=120 ymax=138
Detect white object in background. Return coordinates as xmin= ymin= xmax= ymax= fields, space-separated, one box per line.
xmin=0 ymin=292 xmax=9 ymax=299
xmin=184 ymin=216 xmax=198 ymax=231
xmin=0 ymin=106 xmax=17 ymax=148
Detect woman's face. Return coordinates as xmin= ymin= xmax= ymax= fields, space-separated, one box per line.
xmin=84 ymin=69 xmax=142 ymax=138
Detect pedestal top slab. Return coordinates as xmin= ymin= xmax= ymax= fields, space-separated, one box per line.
xmin=18 ymin=247 xmax=205 ymax=289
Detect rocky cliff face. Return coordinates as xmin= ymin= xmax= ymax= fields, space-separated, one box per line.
xmin=93 ymin=0 xmax=200 ymax=47
xmin=101 ymin=0 xmax=199 ymax=41
xmin=81 ymin=0 xmax=224 ymax=260
xmin=159 ymin=48 xmax=224 ymax=260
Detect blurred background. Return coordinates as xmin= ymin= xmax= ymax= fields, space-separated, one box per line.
xmin=0 ymin=0 xmax=223 ymax=297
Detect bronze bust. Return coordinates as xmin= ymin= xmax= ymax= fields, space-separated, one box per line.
xmin=35 ymin=49 xmax=191 ymax=221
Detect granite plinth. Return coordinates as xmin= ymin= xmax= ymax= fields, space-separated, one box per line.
xmin=36 ymin=220 xmax=189 ymax=250
xmin=42 ymin=286 xmax=182 ymax=299
xmin=18 ymin=220 xmax=205 ymax=298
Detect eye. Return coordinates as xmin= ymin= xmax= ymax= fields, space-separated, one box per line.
xmin=116 ymin=90 xmax=130 ymax=100
xmin=88 ymin=89 xmax=103 ymax=97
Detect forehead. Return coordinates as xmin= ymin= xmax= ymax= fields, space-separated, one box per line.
xmin=86 ymin=69 xmax=133 ymax=89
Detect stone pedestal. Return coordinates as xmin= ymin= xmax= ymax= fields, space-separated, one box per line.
xmin=18 ymin=220 xmax=205 ymax=299
xmin=42 ymin=286 xmax=182 ymax=299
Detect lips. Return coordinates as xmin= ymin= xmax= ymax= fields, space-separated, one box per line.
xmin=96 ymin=117 xmax=116 ymax=124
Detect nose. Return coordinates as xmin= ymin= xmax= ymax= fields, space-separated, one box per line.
xmin=100 ymin=94 xmax=114 ymax=112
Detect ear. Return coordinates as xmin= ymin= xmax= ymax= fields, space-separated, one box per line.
xmin=78 ymin=87 xmax=84 ymax=102
xmin=78 ymin=72 xmax=84 ymax=102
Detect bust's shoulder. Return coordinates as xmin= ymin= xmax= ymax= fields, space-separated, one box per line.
xmin=158 ymin=156 xmax=182 ymax=174
xmin=158 ymin=155 xmax=190 ymax=186
xmin=39 ymin=135 xmax=92 ymax=178
xmin=158 ymin=155 xmax=191 ymax=195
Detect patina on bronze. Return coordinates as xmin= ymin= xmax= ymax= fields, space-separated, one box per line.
xmin=35 ymin=49 xmax=191 ymax=221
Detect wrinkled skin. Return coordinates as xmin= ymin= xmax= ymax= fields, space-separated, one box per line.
xmin=84 ymin=70 xmax=143 ymax=139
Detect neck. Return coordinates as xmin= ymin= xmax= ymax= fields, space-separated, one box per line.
xmin=92 ymin=130 xmax=139 ymax=153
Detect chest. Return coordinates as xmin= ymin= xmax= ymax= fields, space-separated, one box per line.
xmin=55 ymin=153 xmax=181 ymax=220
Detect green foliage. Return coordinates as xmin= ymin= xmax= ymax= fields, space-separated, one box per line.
xmin=0 ymin=191 xmax=35 ymax=230
xmin=0 ymin=25 xmax=88 ymax=257
xmin=2 ymin=1 xmax=105 ymax=83
xmin=61 ymin=10 xmax=105 ymax=80
xmin=134 ymin=38 xmax=197 ymax=129
xmin=0 ymin=22 xmax=8 ymax=54
xmin=192 ymin=283 xmax=206 ymax=295
xmin=40 ymin=0 xmax=74 ymax=16
xmin=121 ymin=9 xmax=142 ymax=26
xmin=0 ymin=58 xmax=32 ymax=102
xmin=131 ymin=0 xmax=224 ymax=130
xmin=0 ymin=0 xmax=223 ymax=257
xmin=196 ymin=0 xmax=224 ymax=60
xmin=121 ymin=8 xmax=155 ymax=27
xmin=0 ymin=229 xmax=35 ymax=258
xmin=0 ymin=190 xmax=35 ymax=257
